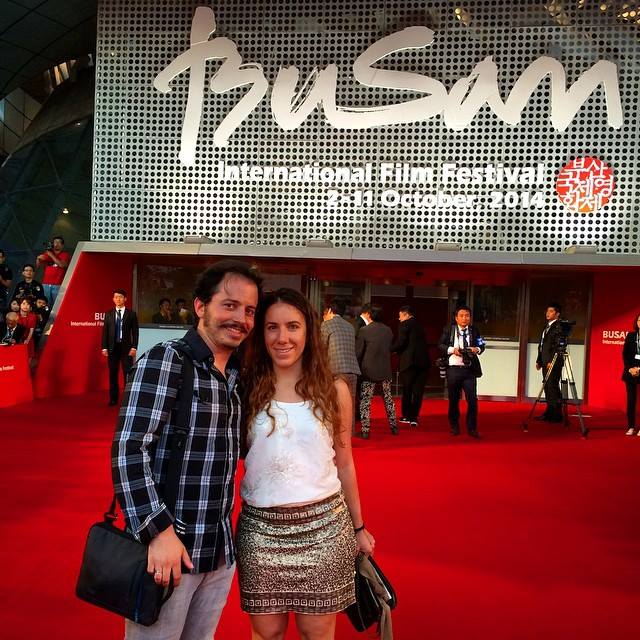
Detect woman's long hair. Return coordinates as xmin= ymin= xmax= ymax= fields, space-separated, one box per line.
xmin=243 ymin=288 xmax=342 ymax=442
xmin=633 ymin=313 xmax=640 ymax=333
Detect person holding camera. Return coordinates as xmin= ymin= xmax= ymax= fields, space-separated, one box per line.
xmin=535 ymin=303 xmax=563 ymax=423
xmin=438 ymin=305 xmax=485 ymax=438
xmin=36 ymin=236 xmax=70 ymax=306
xmin=622 ymin=313 xmax=640 ymax=436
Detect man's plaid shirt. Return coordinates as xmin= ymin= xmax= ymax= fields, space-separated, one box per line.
xmin=112 ymin=328 xmax=241 ymax=573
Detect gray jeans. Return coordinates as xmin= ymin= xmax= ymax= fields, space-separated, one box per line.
xmin=125 ymin=561 xmax=235 ymax=640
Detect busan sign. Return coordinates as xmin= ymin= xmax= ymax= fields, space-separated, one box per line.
xmin=154 ymin=5 xmax=623 ymax=167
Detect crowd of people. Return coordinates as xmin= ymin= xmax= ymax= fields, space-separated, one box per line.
xmin=321 ymin=299 xmax=486 ymax=439
xmin=0 ymin=238 xmax=68 ymax=367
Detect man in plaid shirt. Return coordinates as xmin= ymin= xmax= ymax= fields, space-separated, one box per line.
xmin=321 ymin=299 xmax=360 ymax=432
xmin=112 ymin=260 xmax=261 ymax=639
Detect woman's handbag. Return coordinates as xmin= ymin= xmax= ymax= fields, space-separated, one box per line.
xmin=76 ymin=346 xmax=193 ymax=626
xmin=346 ymin=554 xmax=397 ymax=637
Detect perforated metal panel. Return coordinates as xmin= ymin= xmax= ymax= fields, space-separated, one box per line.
xmin=92 ymin=1 xmax=640 ymax=253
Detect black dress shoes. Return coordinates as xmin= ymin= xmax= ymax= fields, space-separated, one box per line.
xmin=450 ymin=427 xmax=460 ymax=436
xmin=534 ymin=413 xmax=549 ymax=421
xmin=468 ymin=430 xmax=481 ymax=439
xmin=398 ymin=417 xmax=411 ymax=424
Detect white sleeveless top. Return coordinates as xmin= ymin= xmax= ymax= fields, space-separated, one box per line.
xmin=240 ymin=401 xmax=342 ymax=508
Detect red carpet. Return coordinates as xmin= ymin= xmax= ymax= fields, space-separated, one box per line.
xmin=1 ymin=394 xmax=639 ymax=639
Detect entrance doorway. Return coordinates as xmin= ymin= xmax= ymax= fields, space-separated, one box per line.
xmin=371 ymin=289 xmax=450 ymax=397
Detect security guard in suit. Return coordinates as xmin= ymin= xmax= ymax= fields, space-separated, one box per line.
xmin=101 ymin=288 xmax=139 ymax=406
xmin=536 ymin=303 xmax=563 ymax=423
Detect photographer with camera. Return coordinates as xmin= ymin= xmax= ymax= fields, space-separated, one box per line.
xmin=438 ymin=305 xmax=485 ymax=439
xmin=622 ymin=313 xmax=640 ymax=436
xmin=36 ymin=236 xmax=70 ymax=305
xmin=535 ymin=303 xmax=564 ymax=423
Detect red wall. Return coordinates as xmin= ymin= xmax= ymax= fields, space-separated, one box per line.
xmin=587 ymin=272 xmax=636 ymax=410
xmin=34 ymin=252 xmax=135 ymax=398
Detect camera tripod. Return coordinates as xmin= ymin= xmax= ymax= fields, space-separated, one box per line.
xmin=523 ymin=348 xmax=588 ymax=438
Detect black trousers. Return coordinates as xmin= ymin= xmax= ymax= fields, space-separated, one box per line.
xmin=446 ymin=366 xmax=478 ymax=433
xmin=625 ymin=380 xmax=640 ymax=429
xmin=542 ymin=358 xmax=563 ymax=417
xmin=399 ymin=366 xmax=428 ymax=421
xmin=107 ymin=343 xmax=133 ymax=403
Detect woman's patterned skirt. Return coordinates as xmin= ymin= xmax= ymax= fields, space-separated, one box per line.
xmin=236 ymin=492 xmax=357 ymax=615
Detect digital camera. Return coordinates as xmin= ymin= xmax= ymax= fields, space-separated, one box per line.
xmin=461 ymin=348 xmax=474 ymax=366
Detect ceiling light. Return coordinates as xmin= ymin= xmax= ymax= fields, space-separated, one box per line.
xmin=305 ymin=238 xmax=333 ymax=248
xmin=564 ymin=244 xmax=598 ymax=254
xmin=183 ymin=235 xmax=213 ymax=243
xmin=434 ymin=242 xmax=462 ymax=251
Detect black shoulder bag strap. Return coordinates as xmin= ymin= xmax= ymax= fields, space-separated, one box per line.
xmin=163 ymin=343 xmax=194 ymax=516
xmin=107 ymin=341 xmax=194 ymax=525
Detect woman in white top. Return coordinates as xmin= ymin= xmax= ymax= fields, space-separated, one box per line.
xmin=236 ymin=288 xmax=375 ymax=640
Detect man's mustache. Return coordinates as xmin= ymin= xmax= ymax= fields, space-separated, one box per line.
xmin=220 ymin=322 xmax=248 ymax=334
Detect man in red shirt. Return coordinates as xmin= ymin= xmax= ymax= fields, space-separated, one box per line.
xmin=36 ymin=236 xmax=70 ymax=305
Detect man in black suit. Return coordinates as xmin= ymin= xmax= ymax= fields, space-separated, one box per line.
xmin=355 ymin=303 xmax=372 ymax=331
xmin=438 ymin=305 xmax=485 ymax=438
xmin=356 ymin=305 xmax=399 ymax=438
xmin=101 ymin=288 xmax=139 ymax=406
xmin=392 ymin=305 xmax=429 ymax=427
xmin=535 ymin=303 xmax=563 ymax=423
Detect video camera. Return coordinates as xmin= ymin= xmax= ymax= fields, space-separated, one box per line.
xmin=557 ymin=319 xmax=576 ymax=351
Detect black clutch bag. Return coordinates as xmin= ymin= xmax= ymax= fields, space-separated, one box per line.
xmin=346 ymin=554 xmax=397 ymax=633
xmin=76 ymin=503 xmax=173 ymax=626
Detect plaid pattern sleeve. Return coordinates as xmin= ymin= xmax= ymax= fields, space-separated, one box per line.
xmin=111 ymin=343 xmax=183 ymax=544
xmin=111 ymin=333 xmax=242 ymax=572
xmin=323 ymin=317 xmax=360 ymax=376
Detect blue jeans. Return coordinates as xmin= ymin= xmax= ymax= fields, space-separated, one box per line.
xmin=43 ymin=284 xmax=60 ymax=305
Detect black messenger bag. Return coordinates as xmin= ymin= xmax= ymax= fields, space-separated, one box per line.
xmin=76 ymin=497 xmax=174 ymax=626
xmin=76 ymin=347 xmax=193 ymax=626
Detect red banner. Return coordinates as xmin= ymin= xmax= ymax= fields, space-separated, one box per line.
xmin=0 ymin=344 xmax=33 ymax=407
xmin=587 ymin=272 xmax=635 ymax=410
xmin=34 ymin=252 xmax=135 ymax=398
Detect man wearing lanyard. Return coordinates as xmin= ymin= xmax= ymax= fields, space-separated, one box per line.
xmin=101 ymin=289 xmax=139 ymax=406
xmin=535 ymin=303 xmax=563 ymax=423
xmin=438 ymin=305 xmax=485 ymax=438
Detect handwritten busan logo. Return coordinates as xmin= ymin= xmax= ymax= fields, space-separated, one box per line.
xmin=154 ymin=5 xmax=623 ymax=167
xmin=556 ymin=157 xmax=614 ymax=214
